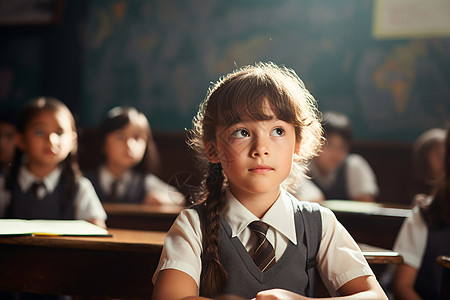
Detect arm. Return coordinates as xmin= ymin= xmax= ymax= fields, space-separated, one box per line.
xmin=354 ymin=194 xmax=374 ymax=202
xmin=144 ymin=174 xmax=185 ymax=206
xmin=392 ymin=264 xmax=421 ymax=300
xmin=152 ymin=269 xmax=209 ymax=300
xmin=87 ymin=218 xmax=106 ymax=229
xmin=346 ymin=154 xmax=378 ymax=202
xmin=254 ymin=275 xmax=386 ymax=300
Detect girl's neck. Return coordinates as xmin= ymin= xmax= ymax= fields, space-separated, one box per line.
xmin=27 ymin=162 xmax=58 ymax=180
xmin=105 ymin=162 xmax=128 ymax=180
xmin=229 ymin=186 xmax=281 ymax=219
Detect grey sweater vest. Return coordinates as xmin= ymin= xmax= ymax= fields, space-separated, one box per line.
xmin=194 ymin=194 xmax=322 ymax=298
xmin=415 ymin=224 xmax=450 ymax=300
xmin=84 ymin=169 xmax=146 ymax=203
xmin=9 ymin=177 xmax=76 ymax=220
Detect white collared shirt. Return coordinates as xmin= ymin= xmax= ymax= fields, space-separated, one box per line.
xmin=98 ymin=165 xmax=185 ymax=205
xmin=393 ymin=204 xmax=429 ymax=269
xmin=310 ymin=153 xmax=379 ymax=199
xmin=0 ymin=166 xmax=107 ymax=221
xmin=153 ymin=189 xmax=373 ymax=294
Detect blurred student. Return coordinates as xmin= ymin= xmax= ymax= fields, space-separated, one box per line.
xmin=82 ymin=106 xmax=184 ymax=206
xmin=0 ymin=97 xmax=106 ymax=229
xmin=393 ymin=126 xmax=450 ymax=300
xmin=0 ymin=111 xmax=18 ymax=175
xmin=411 ymin=128 xmax=446 ymax=205
xmin=290 ymin=174 xmax=325 ymax=203
xmin=308 ymin=111 xmax=378 ymax=202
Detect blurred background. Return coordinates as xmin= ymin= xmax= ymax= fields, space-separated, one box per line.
xmin=1 ymin=0 xmax=450 ymax=204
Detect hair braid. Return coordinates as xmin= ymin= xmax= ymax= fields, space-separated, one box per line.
xmin=200 ymin=162 xmax=228 ymax=297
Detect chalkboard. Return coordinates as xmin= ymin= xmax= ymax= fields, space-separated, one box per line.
xmin=81 ymin=0 xmax=450 ymax=141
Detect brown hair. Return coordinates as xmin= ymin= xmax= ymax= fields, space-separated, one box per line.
xmin=421 ymin=127 xmax=450 ymax=229
xmin=187 ymin=62 xmax=323 ymax=297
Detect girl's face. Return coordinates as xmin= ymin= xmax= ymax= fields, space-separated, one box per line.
xmin=104 ymin=122 xmax=148 ymax=172
xmin=19 ymin=110 xmax=76 ymax=172
xmin=427 ymin=142 xmax=445 ymax=180
xmin=211 ymin=103 xmax=300 ymax=201
xmin=315 ymin=133 xmax=349 ymax=173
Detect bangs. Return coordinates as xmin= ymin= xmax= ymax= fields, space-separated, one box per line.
xmin=207 ymin=71 xmax=298 ymax=128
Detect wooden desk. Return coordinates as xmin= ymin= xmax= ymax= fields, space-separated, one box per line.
xmin=0 ymin=229 xmax=402 ymax=299
xmin=0 ymin=229 xmax=165 ymax=299
xmin=323 ymin=200 xmax=412 ymax=249
xmin=359 ymin=243 xmax=403 ymax=264
xmin=103 ymin=203 xmax=183 ymax=231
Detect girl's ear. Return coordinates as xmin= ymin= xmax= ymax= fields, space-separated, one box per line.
xmin=71 ymin=131 xmax=78 ymax=149
xmin=204 ymin=141 xmax=220 ymax=163
xmin=293 ymin=140 xmax=301 ymax=162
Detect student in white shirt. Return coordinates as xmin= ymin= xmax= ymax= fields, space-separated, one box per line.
xmin=2 ymin=97 xmax=106 ymax=228
xmin=82 ymin=106 xmax=184 ymax=206
xmin=152 ymin=62 xmax=387 ymax=300
xmin=308 ymin=111 xmax=378 ymax=202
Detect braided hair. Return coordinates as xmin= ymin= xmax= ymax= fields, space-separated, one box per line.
xmin=187 ymin=62 xmax=323 ymax=297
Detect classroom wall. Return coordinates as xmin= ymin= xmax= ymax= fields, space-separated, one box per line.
xmin=1 ymin=0 xmax=450 ymax=142
xmin=1 ymin=0 xmax=449 ymax=204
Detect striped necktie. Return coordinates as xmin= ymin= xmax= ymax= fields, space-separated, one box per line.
xmin=248 ymin=221 xmax=276 ymax=272
xmin=31 ymin=182 xmax=44 ymax=198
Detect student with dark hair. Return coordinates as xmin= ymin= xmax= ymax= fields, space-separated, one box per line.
xmin=308 ymin=111 xmax=378 ymax=202
xmin=82 ymin=106 xmax=184 ymax=205
xmin=0 ymin=97 xmax=106 ymax=225
xmin=152 ymin=62 xmax=387 ymax=300
xmin=393 ymin=126 xmax=450 ymax=300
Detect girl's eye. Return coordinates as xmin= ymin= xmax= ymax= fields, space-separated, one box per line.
xmin=271 ymin=127 xmax=285 ymax=137
xmin=232 ymin=129 xmax=250 ymax=138
xmin=35 ymin=129 xmax=45 ymax=136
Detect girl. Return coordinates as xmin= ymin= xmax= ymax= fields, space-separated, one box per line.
xmin=2 ymin=97 xmax=106 ymax=227
xmin=307 ymin=111 xmax=378 ymax=202
xmin=82 ymin=106 xmax=185 ymax=205
xmin=152 ymin=62 xmax=387 ymax=299
xmin=393 ymin=127 xmax=450 ymax=300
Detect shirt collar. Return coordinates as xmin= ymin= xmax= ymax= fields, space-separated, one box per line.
xmin=99 ymin=165 xmax=132 ymax=195
xmin=223 ymin=188 xmax=297 ymax=245
xmin=18 ymin=165 xmax=62 ymax=194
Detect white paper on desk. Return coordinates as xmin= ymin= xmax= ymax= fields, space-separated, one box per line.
xmin=0 ymin=219 xmax=109 ymax=236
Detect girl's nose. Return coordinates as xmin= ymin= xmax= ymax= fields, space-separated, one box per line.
xmin=251 ymin=137 xmax=270 ymax=158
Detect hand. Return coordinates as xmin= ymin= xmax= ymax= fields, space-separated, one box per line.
xmin=252 ymin=289 xmax=309 ymax=300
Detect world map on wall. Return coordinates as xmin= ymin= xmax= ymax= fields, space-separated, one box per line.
xmin=82 ymin=0 xmax=450 ymax=141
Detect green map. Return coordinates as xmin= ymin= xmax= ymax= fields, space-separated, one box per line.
xmin=82 ymin=0 xmax=450 ymax=141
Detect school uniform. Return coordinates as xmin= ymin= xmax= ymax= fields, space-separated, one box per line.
xmin=2 ymin=166 xmax=106 ymax=221
xmin=85 ymin=166 xmax=184 ymax=205
xmin=153 ymin=188 xmax=373 ymax=297
xmin=310 ymin=153 xmax=379 ymax=200
xmin=393 ymin=200 xmax=450 ymax=299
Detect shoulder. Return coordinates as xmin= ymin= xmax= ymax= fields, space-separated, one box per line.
xmin=73 ymin=176 xmax=101 ymax=203
xmin=77 ymin=175 xmax=96 ymax=190
xmin=393 ymin=205 xmax=427 ymax=268
xmin=346 ymin=153 xmax=371 ymax=168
